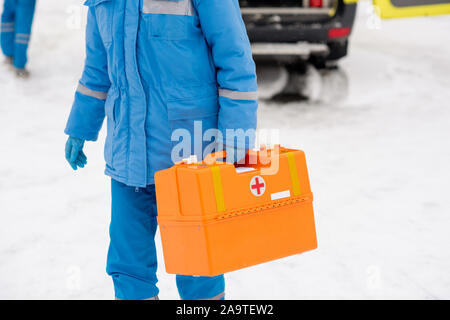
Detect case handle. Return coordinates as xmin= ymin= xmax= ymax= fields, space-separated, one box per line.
xmin=204 ymin=150 xmax=228 ymax=165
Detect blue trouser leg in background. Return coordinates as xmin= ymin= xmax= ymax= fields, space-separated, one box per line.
xmin=12 ymin=0 xmax=35 ymax=69
xmin=107 ymin=179 xmax=225 ymax=300
xmin=1 ymin=0 xmax=16 ymax=58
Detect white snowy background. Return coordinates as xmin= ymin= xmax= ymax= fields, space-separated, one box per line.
xmin=0 ymin=0 xmax=449 ymax=299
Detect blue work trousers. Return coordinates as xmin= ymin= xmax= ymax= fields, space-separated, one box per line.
xmin=107 ymin=179 xmax=225 ymax=300
xmin=0 ymin=0 xmax=35 ymax=68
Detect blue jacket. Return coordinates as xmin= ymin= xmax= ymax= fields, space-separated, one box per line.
xmin=65 ymin=0 xmax=258 ymax=187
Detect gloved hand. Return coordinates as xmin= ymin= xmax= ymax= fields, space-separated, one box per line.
xmin=65 ymin=137 xmax=87 ymax=170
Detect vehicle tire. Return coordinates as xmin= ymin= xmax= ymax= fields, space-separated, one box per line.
xmin=256 ymin=64 xmax=289 ymax=100
xmin=318 ymin=67 xmax=349 ymax=104
xmin=297 ymin=64 xmax=323 ymax=102
xmin=288 ymin=64 xmax=349 ymax=104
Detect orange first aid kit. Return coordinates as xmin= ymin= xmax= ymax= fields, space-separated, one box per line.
xmin=155 ymin=146 xmax=317 ymax=276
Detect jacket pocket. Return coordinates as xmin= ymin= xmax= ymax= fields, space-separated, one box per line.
xmin=84 ymin=0 xmax=113 ymax=44
xmin=143 ymin=0 xmax=195 ymax=40
xmin=168 ymin=94 xmax=219 ymax=162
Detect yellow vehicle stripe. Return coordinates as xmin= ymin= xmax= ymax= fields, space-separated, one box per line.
xmin=373 ymin=0 xmax=450 ymax=19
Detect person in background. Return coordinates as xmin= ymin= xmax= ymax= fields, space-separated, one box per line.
xmin=64 ymin=0 xmax=258 ymax=300
xmin=1 ymin=0 xmax=36 ymax=78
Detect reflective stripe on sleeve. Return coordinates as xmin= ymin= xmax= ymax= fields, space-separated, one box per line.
xmin=219 ymin=89 xmax=258 ymax=101
xmin=77 ymin=83 xmax=108 ymax=100
xmin=143 ymin=0 xmax=194 ymax=16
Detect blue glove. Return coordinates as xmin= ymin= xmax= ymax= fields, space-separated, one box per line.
xmin=65 ymin=137 xmax=87 ymax=170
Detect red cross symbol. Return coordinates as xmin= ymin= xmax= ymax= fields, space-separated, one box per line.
xmin=250 ymin=176 xmax=266 ymax=197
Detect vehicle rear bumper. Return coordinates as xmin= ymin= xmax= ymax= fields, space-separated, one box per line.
xmin=251 ymin=42 xmax=329 ymax=57
xmin=243 ymin=2 xmax=357 ymax=44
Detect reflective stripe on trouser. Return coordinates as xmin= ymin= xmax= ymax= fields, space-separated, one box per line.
xmin=107 ymin=179 xmax=225 ymax=300
xmin=115 ymin=295 xmax=159 ymax=300
xmin=1 ymin=0 xmax=16 ymax=57
xmin=142 ymin=0 xmax=194 ymax=16
xmin=1 ymin=22 xmax=14 ymax=32
xmin=0 ymin=0 xmax=36 ymax=68
xmin=219 ymin=89 xmax=258 ymax=101
xmin=199 ymin=291 xmax=225 ymax=300
xmin=15 ymin=33 xmax=30 ymax=44
xmin=77 ymin=83 xmax=108 ymax=100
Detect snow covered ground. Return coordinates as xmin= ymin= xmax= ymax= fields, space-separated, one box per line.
xmin=0 ymin=1 xmax=449 ymax=299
